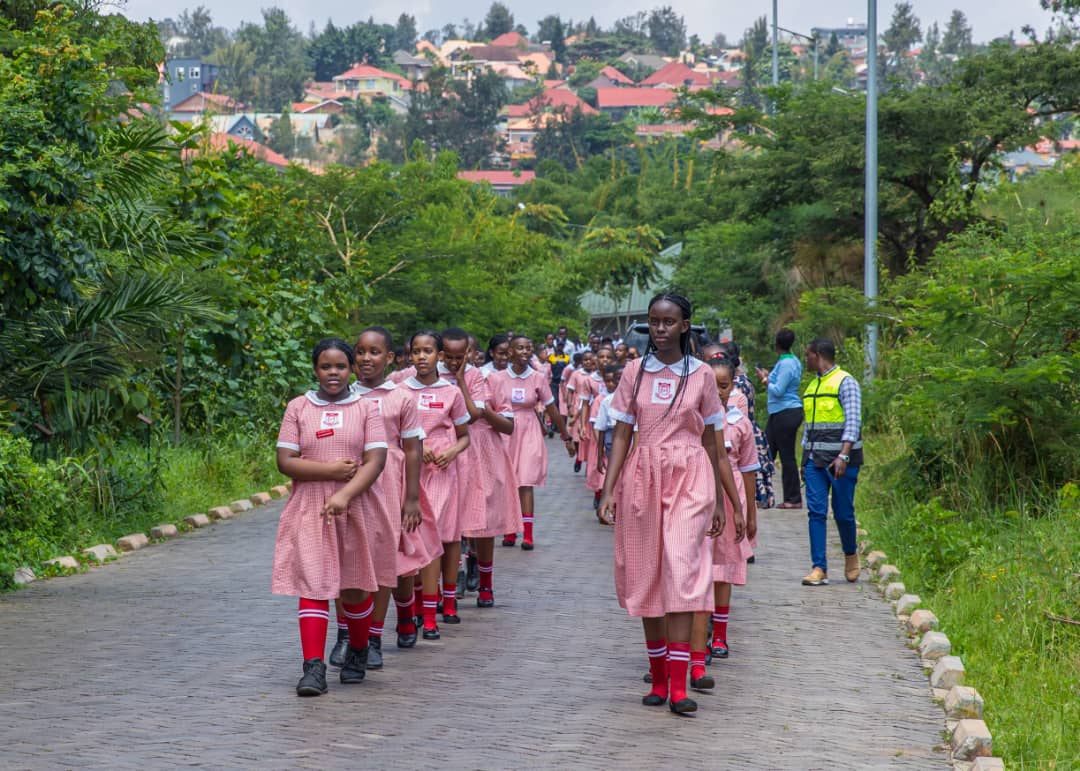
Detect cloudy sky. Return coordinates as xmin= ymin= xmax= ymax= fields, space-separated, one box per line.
xmin=122 ymin=0 xmax=1053 ymax=43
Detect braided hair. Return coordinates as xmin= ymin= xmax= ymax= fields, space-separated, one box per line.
xmin=629 ymin=292 xmax=694 ymax=419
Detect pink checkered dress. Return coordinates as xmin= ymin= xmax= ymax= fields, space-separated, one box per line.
xmin=491 ymin=365 xmax=555 ymax=488
xmin=271 ymin=391 xmax=388 ymax=600
xmin=466 ymin=367 xmax=523 ymax=537
xmin=402 ymin=376 xmax=470 ymax=544
xmin=353 ymin=382 xmax=436 ymax=583
xmin=712 ymin=390 xmax=758 ymax=585
xmin=608 ymin=357 xmax=726 ymax=617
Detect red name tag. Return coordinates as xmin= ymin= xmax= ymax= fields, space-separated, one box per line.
xmin=429 ymin=402 xmax=444 ymax=409
xmin=315 ymin=429 xmax=334 ymax=439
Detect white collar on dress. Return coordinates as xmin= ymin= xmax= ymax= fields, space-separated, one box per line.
xmin=351 ymin=380 xmax=397 ymax=395
xmin=304 ymin=389 xmax=362 ymax=406
xmin=589 ymin=371 xmax=603 ymax=381
xmin=506 ymin=365 xmax=535 ymax=380
xmin=641 ymin=355 xmax=703 ymax=375
xmin=402 ymin=376 xmax=452 ymax=390
xmin=725 ymin=406 xmax=745 ymax=424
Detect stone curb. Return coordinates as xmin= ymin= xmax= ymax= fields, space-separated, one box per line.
xmin=23 ymin=483 xmax=287 ymax=589
xmin=859 ymin=533 xmax=1004 ymax=770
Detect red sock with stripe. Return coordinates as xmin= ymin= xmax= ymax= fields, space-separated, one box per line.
xmin=478 ymin=561 xmax=493 ymax=590
xmin=712 ymin=605 xmax=730 ymax=647
xmin=341 ymin=595 xmax=373 ymax=649
xmin=335 ymin=604 xmax=348 ymax=639
xmin=690 ymin=649 xmax=707 ymax=681
xmin=414 ymin=583 xmax=424 ymax=616
xmin=442 ymin=584 xmax=457 ymax=616
xmin=395 ymin=596 xmax=416 ymax=634
xmin=297 ymin=598 xmax=329 ymax=661
xmin=667 ymin=641 xmax=691 ymax=703
xmin=522 ymin=513 xmax=534 ymax=544
xmin=422 ymin=594 xmax=439 ymax=630
xmin=646 ymin=639 xmax=668 ymax=701
xmin=369 ymin=621 xmax=384 ymax=639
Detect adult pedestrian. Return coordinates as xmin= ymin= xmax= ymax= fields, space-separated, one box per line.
xmin=551 ymin=326 xmax=575 ymax=357
xmin=799 ymin=338 xmax=863 ymax=587
xmin=756 ymin=329 xmax=804 ymax=509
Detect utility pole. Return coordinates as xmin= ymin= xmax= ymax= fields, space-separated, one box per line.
xmin=865 ymin=0 xmax=879 ymax=377
xmin=772 ymin=0 xmax=780 ymax=87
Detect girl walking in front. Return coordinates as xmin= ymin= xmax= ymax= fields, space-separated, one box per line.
xmin=273 ymin=338 xmax=388 ymax=696
xmin=598 ymin=294 xmax=743 ymax=715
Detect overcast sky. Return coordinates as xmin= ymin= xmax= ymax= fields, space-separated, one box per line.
xmin=121 ymin=0 xmax=1054 ymax=43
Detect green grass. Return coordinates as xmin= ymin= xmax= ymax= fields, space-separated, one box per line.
xmin=857 ymin=434 xmax=1080 ymax=767
xmin=3 ymin=431 xmax=282 ymax=587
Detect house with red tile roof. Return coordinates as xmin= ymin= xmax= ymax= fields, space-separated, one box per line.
xmin=600 ymin=65 xmax=635 ymax=85
xmin=332 ymin=64 xmax=411 ymax=97
xmin=457 ymin=169 xmax=536 ymax=195
xmin=170 ymin=92 xmax=245 ymax=121
xmin=185 ymin=132 xmax=289 ymax=168
xmin=490 ymin=31 xmax=528 ymax=49
xmin=595 ymin=87 xmax=678 ymax=120
xmin=640 ymin=62 xmax=713 ymax=89
xmin=291 ymin=100 xmax=344 ymax=115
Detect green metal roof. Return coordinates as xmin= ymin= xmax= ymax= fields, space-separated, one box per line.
xmin=579 ymin=242 xmax=682 ymax=320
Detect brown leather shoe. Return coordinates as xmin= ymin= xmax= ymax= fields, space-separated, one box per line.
xmin=845 ymin=554 xmax=861 ymax=582
xmin=801 ymin=567 xmax=829 ymax=586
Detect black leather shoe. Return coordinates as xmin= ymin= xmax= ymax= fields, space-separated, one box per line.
xmin=477 ymin=590 xmax=494 ymax=608
xmin=414 ymin=613 xmax=424 ymax=629
xmin=339 ymin=646 xmax=368 ymax=684
xmin=396 ymin=629 xmax=417 ymax=648
xmin=642 ymin=693 xmax=666 ymax=706
xmin=747 ymin=555 xmax=756 ymax=564
xmin=442 ymin=613 xmax=461 ymax=624
xmin=520 ymin=541 xmax=534 ymax=551
xmin=465 ymin=555 xmax=480 ymax=592
xmin=691 ymin=674 xmax=715 ymax=691
xmin=296 ymin=658 xmax=328 ymax=696
xmin=643 ymin=672 xmax=652 ymax=683
xmin=502 ymin=535 xmax=516 ymax=547
xmin=574 ymin=460 xmax=582 ymax=473
xmin=711 ymin=642 xmax=729 ymax=659
xmin=669 ymin=697 xmax=698 ymax=715
xmin=422 ymin=626 xmax=440 ymax=640
xmin=329 ymin=632 xmax=349 ymax=667
xmin=705 ymin=649 xmax=713 ymax=666
xmin=367 ymin=637 xmax=383 ymax=669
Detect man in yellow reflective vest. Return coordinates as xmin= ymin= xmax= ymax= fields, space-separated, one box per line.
xmin=800 ymin=338 xmax=863 ymax=586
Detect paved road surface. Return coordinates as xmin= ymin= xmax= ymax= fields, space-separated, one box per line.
xmin=0 ymin=439 xmax=946 ymax=769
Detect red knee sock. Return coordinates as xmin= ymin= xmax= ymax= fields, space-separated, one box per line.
xmin=522 ymin=513 xmax=534 ymax=544
xmin=395 ymin=596 xmax=416 ymax=633
xmin=335 ymin=604 xmax=347 ymax=636
xmin=442 ymin=584 xmax=457 ymax=616
xmin=341 ymin=595 xmax=373 ymax=650
xmin=369 ymin=620 xmax=384 ymax=639
xmin=413 ymin=583 xmax=424 ymax=614
xmin=712 ymin=605 xmax=730 ymax=646
xmin=646 ymin=639 xmax=668 ymax=700
xmin=667 ymin=641 xmax=691 ymax=703
xmin=690 ymin=649 xmax=707 ymax=681
xmin=298 ymin=598 xmax=329 ymax=661
xmin=478 ymin=561 xmax=493 ymax=590
xmin=422 ymin=593 xmax=439 ymax=630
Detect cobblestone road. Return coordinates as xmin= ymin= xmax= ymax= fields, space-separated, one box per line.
xmin=0 ymin=440 xmax=946 ymax=769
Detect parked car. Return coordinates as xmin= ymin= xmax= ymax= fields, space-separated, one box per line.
xmin=621 ymin=322 xmax=712 ymax=357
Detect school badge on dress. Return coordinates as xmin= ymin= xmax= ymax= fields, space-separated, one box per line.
xmin=418 ymin=393 xmax=444 ymax=410
xmin=651 ymin=378 xmax=676 ymax=404
xmin=511 ymin=387 xmax=526 ymax=404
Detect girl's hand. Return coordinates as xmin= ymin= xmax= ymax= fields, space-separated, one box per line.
xmin=562 ymin=437 xmax=576 ymax=457
xmin=746 ymin=512 xmax=758 ymax=542
xmin=422 ymin=448 xmax=436 ymax=464
xmin=329 ymin=459 xmax=358 ymax=481
xmin=401 ymin=500 xmax=422 ymax=532
xmin=732 ymin=508 xmax=746 ymax=543
xmin=597 ymin=493 xmax=616 ymax=526
xmin=322 ymin=492 xmax=351 ymax=519
xmin=433 ymin=447 xmax=459 ymax=469
xmin=707 ymin=504 xmax=726 ymax=537
xmin=597 ymin=456 xmax=606 ymax=474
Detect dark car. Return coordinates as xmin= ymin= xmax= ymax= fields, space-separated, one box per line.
xmin=622 ymin=322 xmax=712 ymax=357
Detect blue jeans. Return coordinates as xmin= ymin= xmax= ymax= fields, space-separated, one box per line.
xmin=803 ymin=462 xmax=860 ymax=571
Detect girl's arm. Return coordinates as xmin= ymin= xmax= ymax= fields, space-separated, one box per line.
xmin=277 ymin=448 xmax=357 ymax=482
xmin=483 ymin=407 xmax=514 ymax=435
xmin=597 ymin=421 xmax=634 ymax=524
xmin=401 ymin=436 xmax=423 ymax=532
xmin=595 ymin=427 xmax=606 ymax=473
xmin=742 ymin=470 xmax=758 ymax=542
xmin=543 ymin=402 xmax=575 ymax=455
xmin=455 ymin=376 xmax=485 ymax=424
xmin=321 ymin=447 xmax=388 ymax=517
xmin=432 ymin=423 xmax=470 ymax=469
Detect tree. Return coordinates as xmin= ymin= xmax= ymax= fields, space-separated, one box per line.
xmin=267 ymin=110 xmax=295 ymax=158
xmin=484 ymin=2 xmax=514 ymax=39
xmin=404 ymin=67 xmax=507 ymax=166
xmin=537 ymin=15 xmax=567 ymax=62
xmin=613 ymin=12 xmax=648 ymax=41
xmin=392 ymin=13 xmax=417 ymax=51
xmin=882 ymin=2 xmax=922 ymax=88
xmin=175 ymin=6 xmax=227 ymax=58
xmin=236 ymin=8 xmax=310 ymax=109
xmin=825 ymin=31 xmax=843 ymax=58
xmin=940 ymin=10 xmax=974 ymax=57
xmin=210 ymin=40 xmax=257 ymax=106
xmin=647 ymin=5 xmax=687 ymax=57
xmin=919 ymin=22 xmax=942 ymax=84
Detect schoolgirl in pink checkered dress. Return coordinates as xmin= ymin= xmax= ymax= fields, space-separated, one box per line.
xmin=597 ymin=294 xmax=744 ymax=716
xmin=404 ymin=330 xmax=471 ymax=640
xmin=273 ymin=338 xmax=389 ymax=697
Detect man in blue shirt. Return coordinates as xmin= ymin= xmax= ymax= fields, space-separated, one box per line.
xmin=756 ymin=328 xmax=804 ymax=508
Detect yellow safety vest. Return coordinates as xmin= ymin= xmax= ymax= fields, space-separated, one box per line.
xmin=802 ymin=367 xmax=862 ymax=466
